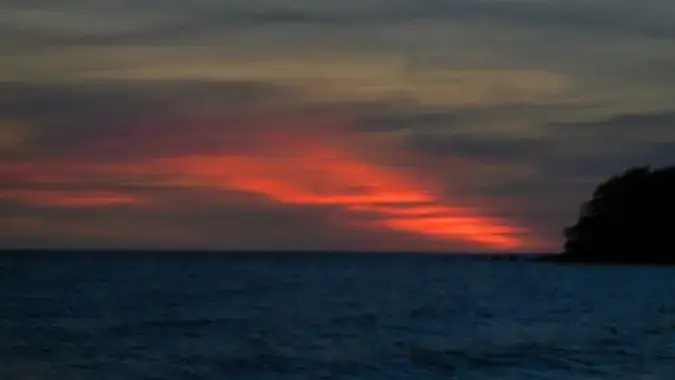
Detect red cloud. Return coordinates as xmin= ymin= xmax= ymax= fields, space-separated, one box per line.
xmin=0 ymin=109 xmax=532 ymax=251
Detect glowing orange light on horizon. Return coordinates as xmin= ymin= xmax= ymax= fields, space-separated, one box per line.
xmin=118 ymin=129 xmax=526 ymax=250
xmin=0 ymin=112 xmax=530 ymax=251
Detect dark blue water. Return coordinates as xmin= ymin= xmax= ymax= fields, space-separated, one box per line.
xmin=2 ymin=253 xmax=675 ymax=379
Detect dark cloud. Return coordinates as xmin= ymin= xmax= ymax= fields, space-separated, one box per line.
xmin=549 ymin=143 xmax=675 ymax=181
xmin=3 ymin=0 xmax=674 ymax=55
xmin=542 ymin=109 xmax=675 ymax=177
xmin=357 ymin=109 xmax=458 ymax=132
xmin=551 ymin=109 xmax=675 ymax=140
xmin=442 ymin=1 xmax=675 ymax=39
xmin=0 ymin=80 xmax=290 ymax=119
xmin=0 ymin=80 xmax=295 ymax=160
xmin=409 ymin=134 xmax=551 ymax=162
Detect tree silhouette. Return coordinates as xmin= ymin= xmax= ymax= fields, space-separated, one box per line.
xmin=562 ymin=166 xmax=675 ymax=264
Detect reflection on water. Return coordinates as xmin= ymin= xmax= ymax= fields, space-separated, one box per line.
xmin=2 ymin=253 xmax=675 ymax=379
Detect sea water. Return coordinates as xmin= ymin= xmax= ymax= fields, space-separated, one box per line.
xmin=2 ymin=252 xmax=675 ymax=379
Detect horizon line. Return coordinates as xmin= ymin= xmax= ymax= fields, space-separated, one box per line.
xmin=0 ymin=248 xmax=555 ymax=256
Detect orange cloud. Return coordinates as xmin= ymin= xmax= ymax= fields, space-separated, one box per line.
xmin=0 ymin=189 xmax=143 ymax=207
xmin=144 ymin=155 xmax=523 ymax=250
xmin=90 ymin=114 xmax=528 ymax=250
xmin=0 ymin=110 xmax=531 ymax=251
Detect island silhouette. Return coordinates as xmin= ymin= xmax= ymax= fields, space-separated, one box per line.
xmin=547 ymin=165 xmax=675 ymax=265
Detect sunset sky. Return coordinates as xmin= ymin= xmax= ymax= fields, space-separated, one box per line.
xmin=2 ymin=0 xmax=675 ymax=253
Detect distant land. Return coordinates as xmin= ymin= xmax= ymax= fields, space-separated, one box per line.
xmin=546 ymin=166 xmax=675 ymax=266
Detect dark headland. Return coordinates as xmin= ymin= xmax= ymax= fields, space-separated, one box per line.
xmin=544 ymin=165 xmax=675 ymax=266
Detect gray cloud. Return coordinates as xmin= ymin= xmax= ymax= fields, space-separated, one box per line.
xmin=4 ymin=0 xmax=675 ymax=45
xmin=0 ymin=80 xmax=297 ymax=160
xmin=551 ymin=109 xmax=675 ymax=141
xmin=3 ymin=0 xmax=675 ymax=82
xmin=543 ymin=109 xmax=675 ymax=178
xmin=357 ymin=109 xmax=459 ymax=132
xmin=409 ymin=134 xmax=551 ymax=162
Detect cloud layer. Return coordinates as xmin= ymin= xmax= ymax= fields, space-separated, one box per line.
xmin=1 ymin=0 xmax=674 ymax=252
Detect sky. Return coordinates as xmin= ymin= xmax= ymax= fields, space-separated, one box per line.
xmin=1 ymin=0 xmax=675 ymax=253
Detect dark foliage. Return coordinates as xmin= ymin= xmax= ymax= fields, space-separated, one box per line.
xmin=561 ymin=166 xmax=675 ymax=264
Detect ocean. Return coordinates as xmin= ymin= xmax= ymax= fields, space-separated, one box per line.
xmin=2 ymin=252 xmax=675 ymax=379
